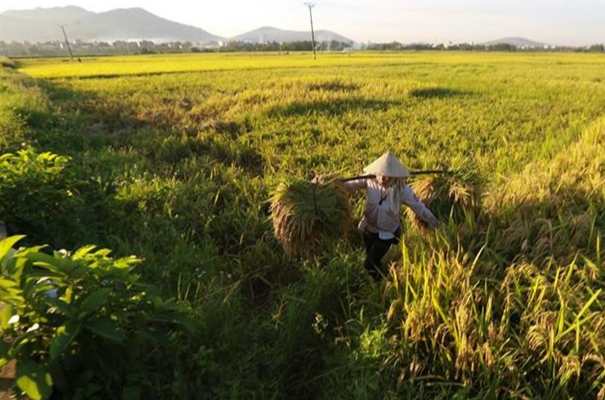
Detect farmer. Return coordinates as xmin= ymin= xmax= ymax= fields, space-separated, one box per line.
xmin=0 ymin=221 xmax=6 ymax=241
xmin=344 ymin=152 xmax=440 ymax=280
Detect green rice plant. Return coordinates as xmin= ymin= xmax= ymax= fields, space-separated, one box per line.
xmin=406 ymin=169 xmax=480 ymax=229
xmin=0 ymin=68 xmax=35 ymax=151
xmin=375 ymin=236 xmax=605 ymax=398
xmin=499 ymin=258 xmax=605 ymax=398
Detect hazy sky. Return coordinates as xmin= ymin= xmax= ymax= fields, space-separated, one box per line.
xmin=1 ymin=0 xmax=604 ymax=46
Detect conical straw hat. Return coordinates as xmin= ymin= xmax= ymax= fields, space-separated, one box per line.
xmin=363 ymin=152 xmax=410 ymax=178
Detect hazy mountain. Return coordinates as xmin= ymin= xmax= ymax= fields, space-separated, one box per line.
xmin=482 ymin=37 xmax=551 ymax=48
xmin=0 ymin=15 xmax=60 ymax=42
xmin=69 ymin=8 xmax=224 ymax=42
xmin=0 ymin=7 xmax=354 ymax=44
xmin=231 ymin=26 xmax=353 ymax=44
xmin=0 ymin=7 xmax=224 ymax=43
xmin=2 ymin=6 xmax=93 ymax=22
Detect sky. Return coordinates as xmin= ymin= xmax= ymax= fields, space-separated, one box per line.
xmin=0 ymin=0 xmax=604 ymax=46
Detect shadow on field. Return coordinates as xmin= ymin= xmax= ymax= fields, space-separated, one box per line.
xmin=27 ymin=79 xmax=265 ymax=174
xmin=306 ymin=80 xmax=360 ymax=92
xmin=268 ymin=98 xmax=401 ymax=117
xmin=1 ymin=68 xmax=269 ymax=250
xmin=0 ymin=58 xmax=19 ymax=69
xmin=409 ymin=87 xmax=471 ymax=99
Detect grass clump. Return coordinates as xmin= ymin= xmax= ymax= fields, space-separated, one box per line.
xmin=0 ymin=57 xmax=17 ymax=69
xmin=270 ymin=177 xmax=352 ymax=256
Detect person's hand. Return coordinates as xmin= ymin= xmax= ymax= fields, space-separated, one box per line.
xmin=425 ymin=213 xmax=441 ymax=229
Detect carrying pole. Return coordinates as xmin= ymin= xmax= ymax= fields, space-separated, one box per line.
xmin=341 ymin=170 xmax=449 ymax=183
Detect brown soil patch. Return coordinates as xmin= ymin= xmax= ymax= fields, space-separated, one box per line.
xmin=0 ymin=360 xmax=16 ymax=400
xmin=1 ymin=302 xmax=22 ymax=399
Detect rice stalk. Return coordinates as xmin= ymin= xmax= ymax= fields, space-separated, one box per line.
xmin=269 ymin=176 xmax=352 ymax=256
xmin=406 ymin=169 xmax=479 ymax=233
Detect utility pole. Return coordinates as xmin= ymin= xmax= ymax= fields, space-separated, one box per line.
xmin=57 ymin=24 xmax=74 ymax=61
xmin=0 ymin=14 xmax=7 ymax=56
xmin=0 ymin=18 xmax=4 ymax=56
xmin=304 ymin=2 xmax=316 ymax=60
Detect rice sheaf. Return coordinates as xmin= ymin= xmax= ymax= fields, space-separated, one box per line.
xmin=270 ymin=177 xmax=352 ymax=256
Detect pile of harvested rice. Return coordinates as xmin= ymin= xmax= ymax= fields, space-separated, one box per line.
xmin=405 ymin=170 xmax=479 ymax=232
xmin=270 ymin=176 xmax=352 ymax=256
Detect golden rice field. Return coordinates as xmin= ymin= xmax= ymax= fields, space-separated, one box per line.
xmin=1 ymin=51 xmax=605 ymax=399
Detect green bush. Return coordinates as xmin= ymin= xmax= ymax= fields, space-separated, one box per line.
xmin=0 ymin=147 xmax=86 ymax=246
xmin=0 ymin=57 xmax=17 ymax=69
xmin=0 ymin=237 xmax=192 ymax=399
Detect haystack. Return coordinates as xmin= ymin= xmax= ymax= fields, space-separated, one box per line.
xmin=406 ymin=170 xmax=479 ymax=232
xmin=270 ymin=177 xmax=352 ymax=256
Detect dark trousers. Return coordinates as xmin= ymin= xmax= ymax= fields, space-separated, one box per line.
xmin=363 ymin=228 xmax=401 ymax=280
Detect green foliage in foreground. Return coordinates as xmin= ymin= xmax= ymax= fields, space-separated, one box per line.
xmin=0 ymin=53 xmax=604 ymax=399
xmin=0 ymin=148 xmax=84 ymax=246
xmin=0 ymin=237 xmax=191 ymax=399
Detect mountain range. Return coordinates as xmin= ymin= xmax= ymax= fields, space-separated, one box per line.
xmin=0 ymin=6 xmax=223 ymax=43
xmin=0 ymin=6 xmax=352 ymax=44
xmin=481 ymin=37 xmax=550 ymax=48
xmin=232 ymin=27 xmax=352 ymax=44
xmin=0 ymin=6 xmax=558 ymax=48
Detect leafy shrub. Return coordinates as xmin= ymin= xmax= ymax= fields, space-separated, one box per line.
xmin=0 ymin=147 xmax=85 ymax=246
xmin=0 ymin=237 xmax=192 ymax=399
xmin=0 ymin=57 xmax=17 ymax=69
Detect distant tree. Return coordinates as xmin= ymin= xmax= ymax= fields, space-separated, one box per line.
xmin=587 ymin=44 xmax=604 ymax=52
xmin=366 ymin=41 xmax=403 ymax=51
xmin=281 ymin=41 xmax=314 ymax=52
xmin=404 ymin=43 xmax=432 ymax=51
xmin=490 ymin=43 xmax=516 ymax=52
xmin=139 ymin=47 xmax=156 ymax=55
xmin=319 ymin=40 xmax=351 ymax=51
xmin=458 ymin=43 xmax=475 ymax=51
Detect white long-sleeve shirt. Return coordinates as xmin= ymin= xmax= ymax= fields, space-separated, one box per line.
xmin=344 ymin=177 xmax=438 ymax=239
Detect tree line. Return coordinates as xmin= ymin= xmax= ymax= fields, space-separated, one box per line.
xmin=1 ymin=39 xmax=603 ymax=57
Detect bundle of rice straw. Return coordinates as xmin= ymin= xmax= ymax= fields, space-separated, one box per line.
xmin=270 ymin=176 xmax=352 ymax=256
xmin=405 ymin=170 xmax=479 ymax=232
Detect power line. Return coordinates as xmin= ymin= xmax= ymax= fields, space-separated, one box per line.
xmin=304 ymin=2 xmax=317 ymax=60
